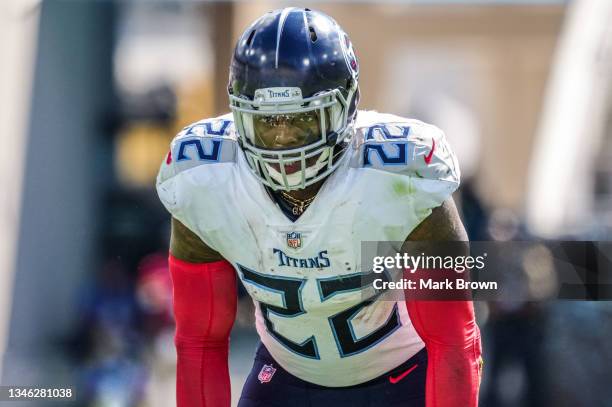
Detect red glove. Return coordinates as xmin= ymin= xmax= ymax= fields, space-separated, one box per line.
xmin=405 ymin=269 xmax=483 ymax=407
xmin=169 ymin=255 xmax=237 ymax=407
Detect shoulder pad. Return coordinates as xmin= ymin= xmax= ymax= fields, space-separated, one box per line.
xmin=349 ymin=111 xmax=460 ymax=185
xmin=157 ymin=113 xmax=238 ymax=185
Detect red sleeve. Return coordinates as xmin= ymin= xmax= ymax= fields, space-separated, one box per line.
xmin=405 ymin=269 xmax=483 ymax=407
xmin=169 ymin=255 xmax=237 ymax=407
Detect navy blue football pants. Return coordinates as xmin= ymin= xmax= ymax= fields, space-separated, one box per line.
xmin=238 ymin=344 xmax=427 ymax=407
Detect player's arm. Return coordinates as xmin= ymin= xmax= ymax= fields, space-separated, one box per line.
xmin=171 ymin=217 xmax=225 ymax=262
xmin=403 ymin=198 xmax=482 ymax=407
xmin=170 ymin=217 xmax=237 ymax=407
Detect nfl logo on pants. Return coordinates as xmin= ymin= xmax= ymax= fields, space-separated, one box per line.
xmin=286 ymin=232 xmax=302 ymax=249
xmin=258 ymin=364 xmax=277 ymax=383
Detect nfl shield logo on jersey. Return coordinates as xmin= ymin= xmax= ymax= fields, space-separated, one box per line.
xmin=286 ymin=232 xmax=302 ymax=249
xmin=258 ymin=364 xmax=277 ymax=383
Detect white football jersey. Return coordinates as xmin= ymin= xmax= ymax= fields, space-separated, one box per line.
xmin=157 ymin=110 xmax=460 ymax=387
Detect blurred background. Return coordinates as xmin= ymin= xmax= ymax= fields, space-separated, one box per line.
xmin=1 ymin=0 xmax=612 ymax=406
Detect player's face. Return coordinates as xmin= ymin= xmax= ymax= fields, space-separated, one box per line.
xmin=253 ymin=110 xmax=328 ymax=175
xmin=252 ymin=111 xmax=322 ymax=150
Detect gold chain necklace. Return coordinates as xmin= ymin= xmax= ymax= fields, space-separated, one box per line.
xmin=279 ymin=191 xmax=316 ymax=216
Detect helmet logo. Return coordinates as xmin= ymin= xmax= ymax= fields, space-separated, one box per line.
xmin=340 ymin=33 xmax=359 ymax=78
xmin=254 ymin=87 xmax=302 ymax=102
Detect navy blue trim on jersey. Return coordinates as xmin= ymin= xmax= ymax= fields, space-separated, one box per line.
xmin=328 ymin=301 xmax=402 ymax=358
xmin=363 ymin=143 xmax=408 ymax=167
xmin=238 ymin=264 xmax=321 ymax=360
xmin=238 ymin=343 xmax=427 ymax=407
xmin=266 ymin=187 xmax=301 ymax=222
xmin=176 ymin=138 xmax=222 ymax=162
xmin=316 ymin=272 xmax=370 ymax=301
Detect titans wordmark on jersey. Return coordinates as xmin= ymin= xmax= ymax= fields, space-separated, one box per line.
xmin=157 ymin=110 xmax=460 ymax=387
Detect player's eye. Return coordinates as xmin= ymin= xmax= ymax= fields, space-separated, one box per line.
xmin=298 ymin=114 xmax=315 ymax=123
xmin=290 ymin=112 xmax=316 ymax=125
xmin=258 ymin=113 xmax=317 ymax=127
xmin=259 ymin=116 xmax=277 ymax=125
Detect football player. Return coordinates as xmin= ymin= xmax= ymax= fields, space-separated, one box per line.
xmin=157 ymin=8 xmax=482 ymax=407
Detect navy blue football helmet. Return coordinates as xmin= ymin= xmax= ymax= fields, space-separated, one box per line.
xmin=228 ymin=8 xmax=360 ymax=190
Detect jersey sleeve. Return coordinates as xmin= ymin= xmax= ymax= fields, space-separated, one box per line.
xmin=157 ymin=141 xmax=180 ymax=216
xmin=156 ymin=115 xmax=237 ymax=248
xmin=351 ymin=113 xmax=461 ymax=212
xmin=404 ymin=121 xmax=460 ymax=209
xmin=156 ymin=129 xmax=199 ymax=221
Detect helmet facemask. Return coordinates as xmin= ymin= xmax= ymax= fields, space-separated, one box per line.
xmin=230 ymin=86 xmax=357 ymax=191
